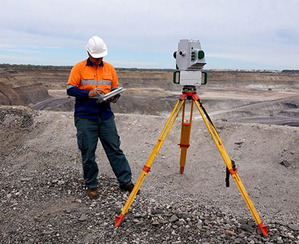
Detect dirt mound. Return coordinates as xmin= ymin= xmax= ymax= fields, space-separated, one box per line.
xmin=0 ymin=106 xmax=36 ymax=156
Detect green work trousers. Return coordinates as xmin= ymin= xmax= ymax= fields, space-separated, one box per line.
xmin=75 ymin=115 xmax=132 ymax=189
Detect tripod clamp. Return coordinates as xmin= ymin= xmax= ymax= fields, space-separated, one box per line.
xmin=179 ymin=85 xmax=199 ymax=101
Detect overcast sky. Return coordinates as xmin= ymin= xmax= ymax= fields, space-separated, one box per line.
xmin=0 ymin=0 xmax=298 ymax=70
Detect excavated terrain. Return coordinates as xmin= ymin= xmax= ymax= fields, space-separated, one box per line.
xmin=0 ymin=65 xmax=299 ymax=243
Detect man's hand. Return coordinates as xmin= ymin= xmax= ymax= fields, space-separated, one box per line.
xmin=89 ymin=87 xmax=104 ymax=97
xmin=107 ymin=95 xmax=119 ymax=103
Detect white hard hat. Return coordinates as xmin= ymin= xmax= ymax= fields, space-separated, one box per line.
xmin=86 ymin=36 xmax=108 ymax=58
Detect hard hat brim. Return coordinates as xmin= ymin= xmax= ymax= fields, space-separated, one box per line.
xmin=89 ymin=50 xmax=108 ymax=58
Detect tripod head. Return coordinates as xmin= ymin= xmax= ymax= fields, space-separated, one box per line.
xmin=182 ymin=85 xmax=197 ymax=93
xmin=173 ymin=39 xmax=207 ymax=86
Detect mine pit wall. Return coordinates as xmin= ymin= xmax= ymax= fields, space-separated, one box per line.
xmin=13 ymin=83 xmax=50 ymax=105
xmin=0 ymin=82 xmax=23 ymax=105
xmin=0 ymin=66 xmax=298 ymax=115
xmin=0 ymin=82 xmax=50 ymax=106
xmin=205 ymin=70 xmax=299 ymax=88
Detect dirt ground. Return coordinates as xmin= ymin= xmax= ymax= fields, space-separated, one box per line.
xmin=1 ymin=103 xmax=298 ymax=224
xmin=0 ymin=68 xmax=299 ymax=242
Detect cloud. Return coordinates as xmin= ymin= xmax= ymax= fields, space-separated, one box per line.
xmin=0 ymin=0 xmax=298 ymax=69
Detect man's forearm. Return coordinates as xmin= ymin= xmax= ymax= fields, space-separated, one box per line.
xmin=67 ymin=86 xmax=89 ymax=98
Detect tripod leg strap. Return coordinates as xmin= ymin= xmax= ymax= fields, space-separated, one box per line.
xmin=225 ymin=167 xmax=230 ymax=187
xmin=225 ymin=160 xmax=237 ymax=187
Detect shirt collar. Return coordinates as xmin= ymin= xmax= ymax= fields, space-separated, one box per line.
xmin=86 ymin=58 xmax=104 ymax=66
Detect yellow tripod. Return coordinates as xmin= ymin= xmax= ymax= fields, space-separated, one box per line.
xmin=115 ymin=85 xmax=268 ymax=237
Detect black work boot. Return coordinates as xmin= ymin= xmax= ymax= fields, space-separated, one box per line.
xmin=120 ymin=183 xmax=139 ymax=194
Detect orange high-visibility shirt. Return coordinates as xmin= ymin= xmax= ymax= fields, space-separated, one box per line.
xmin=66 ymin=59 xmax=119 ymax=120
xmin=67 ymin=59 xmax=119 ymax=93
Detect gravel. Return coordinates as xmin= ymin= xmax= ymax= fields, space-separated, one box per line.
xmin=1 ymin=159 xmax=298 ymax=244
xmin=0 ymin=106 xmax=299 ymax=243
xmin=1 ymin=169 xmax=298 ymax=244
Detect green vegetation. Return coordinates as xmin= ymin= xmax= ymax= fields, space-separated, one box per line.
xmin=0 ymin=64 xmax=72 ymax=70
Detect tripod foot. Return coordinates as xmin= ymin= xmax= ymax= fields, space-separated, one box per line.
xmin=115 ymin=214 xmax=124 ymax=227
xmin=258 ymin=223 xmax=268 ymax=237
xmin=180 ymin=166 xmax=184 ymax=174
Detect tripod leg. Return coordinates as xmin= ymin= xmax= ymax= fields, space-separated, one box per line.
xmin=179 ymin=100 xmax=194 ymax=174
xmin=194 ymin=100 xmax=268 ymax=237
xmin=115 ymin=99 xmax=185 ymax=227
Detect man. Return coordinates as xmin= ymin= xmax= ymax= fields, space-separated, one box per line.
xmin=67 ymin=36 xmax=134 ymax=199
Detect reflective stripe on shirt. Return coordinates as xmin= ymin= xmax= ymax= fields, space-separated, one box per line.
xmin=81 ymin=80 xmax=112 ymax=86
xmin=67 ymin=84 xmax=77 ymax=90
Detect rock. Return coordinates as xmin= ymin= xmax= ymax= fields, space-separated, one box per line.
xmin=177 ymin=212 xmax=191 ymax=219
xmin=152 ymin=221 xmax=160 ymax=226
xmin=79 ymin=214 xmax=88 ymax=222
xmin=34 ymin=216 xmax=42 ymax=222
xmin=20 ymin=177 xmax=33 ymax=182
xmin=169 ymin=215 xmax=179 ymax=223
xmin=225 ymin=230 xmax=236 ymax=236
xmin=42 ymin=230 xmax=55 ymax=235
xmin=280 ymin=160 xmax=291 ymax=167
xmin=288 ymin=224 xmax=299 ymax=231
xmin=241 ymin=223 xmax=254 ymax=232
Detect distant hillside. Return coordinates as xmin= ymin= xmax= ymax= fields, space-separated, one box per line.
xmin=0 ymin=64 xmax=298 ymax=109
